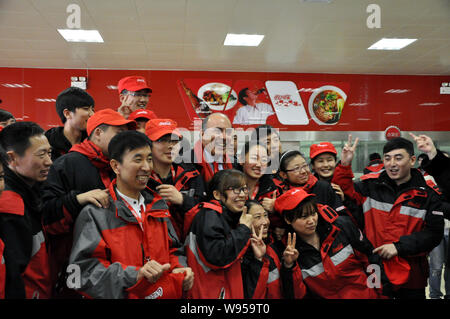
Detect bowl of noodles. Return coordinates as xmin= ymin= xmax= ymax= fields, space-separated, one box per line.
xmin=308 ymin=86 xmax=346 ymax=125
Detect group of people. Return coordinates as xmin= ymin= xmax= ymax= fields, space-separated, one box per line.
xmin=0 ymin=75 xmax=449 ymax=300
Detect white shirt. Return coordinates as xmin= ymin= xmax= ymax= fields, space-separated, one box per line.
xmin=203 ymin=148 xmax=223 ymax=170
xmin=233 ymin=103 xmax=274 ymax=125
xmin=116 ymin=189 xmax=145 ymax=218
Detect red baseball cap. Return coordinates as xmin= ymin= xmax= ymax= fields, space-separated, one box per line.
xmin=274 ymin=188 xmax=316 ymax=213
xmin=310 ymin=142 xmax=337 ymax=160
xmin=117 ymin=76 xmax=152 ymax=94
xmin=87 ymin=109 xmax=136 ymax=136
xmin=145 ymin=118 xmax=182 ymax=142
xmin=128 ymin=109 xmax=157 ymax=122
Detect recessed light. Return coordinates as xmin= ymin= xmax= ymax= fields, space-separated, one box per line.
xmin=384 ymin=112 xmax=401 ymax=115
xmin=224 ymin=33 xmax=264 ymax=47
xmin=368 ymin=38 xmax=416 ymax=50
xmin=57 ymin=29 xmax=104 ymax=43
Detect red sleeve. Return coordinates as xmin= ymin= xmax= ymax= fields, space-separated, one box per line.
xmin=332 ymin=164 xmax=365 ymax=206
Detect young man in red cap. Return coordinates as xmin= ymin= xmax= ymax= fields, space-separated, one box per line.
xmin=117 ymin=75 xmax=153 ymax=119
xmin=333 ymin=135 xmax=444 ymax=299
xmin=128 ymin=109 xmax=157 ymax=133
xmin=145 ymin=118 xmax=206 ymax=244
xmin=41 ymin=109 xmax=136 ymax=297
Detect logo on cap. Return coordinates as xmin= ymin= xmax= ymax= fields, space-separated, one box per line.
xmin=159 ymin=121 xmax=172 ymax=126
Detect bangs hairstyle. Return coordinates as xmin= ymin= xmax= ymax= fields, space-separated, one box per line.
xmin=245 ymin=199 xmax=264 ymax=213
xmin=108 ymin=130 xmax=152 ymax=163
xmin=207 ymin=169 xmax=246 ymax=200
xmin=383 ymin=137 xmax=414 ymax=157
xmin=56 ymin=87 xmax=95 ymax=124
xmin=279 ymin=150 xmax=304 ymax=172
xmin=238 ymin=141 xmax=268 ymax=166
xmin=0 ymin=121 xmax=44 ymax=157
xmin=250 ymin=124 xmax=279 ymax=143
xmin=283 ymin=197 xmax=318 ymax=224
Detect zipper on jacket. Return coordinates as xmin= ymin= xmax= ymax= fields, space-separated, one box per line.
xmin=141 ymin=243 xmax=150 ymax=264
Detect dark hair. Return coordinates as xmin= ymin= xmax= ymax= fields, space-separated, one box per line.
xmin=0 ymin=145 xmax=8 ymax=167
xmin=238 ymin=140 xmax=267 ymax=166
xmin=250 ymin=124 xmax=279 ymax=143
xmin=56 ymin=87 xmax=95 ymax=124
xmin=108 ymin=130 xmax=152 ymax=163
xmin=245 ymin=199 xmax=264 ymax=213
xmin=207 ymin=169 xmax=246 ymax=200
xmin=369 ymin=152 xmax=381 ymax=161
xmin=0 ymin=109 xmax=14 ymax=122
xmin=283 ymin=197 xmax=318 ymax=224
xmin=0 ymin=121 xmax=44 ymax=157
xmin=279 ymin=150 xmax=304 ymax=172
xmin=238 ymin=88 xmax=249 ymax=105
xmin=383 ymin=137 xmax=414 ymax=157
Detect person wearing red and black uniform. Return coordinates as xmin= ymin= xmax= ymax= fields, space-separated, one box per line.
xmin=363 ymin=152 xmax=384 ymax=175
xmin=0 ymin=122 xmax=53 ymax=298
xmin=184 ymin=169 xmax=256 ymax=298
xmin=309 ymin=142 xmax=363 ymax=229
xmin=333 ymin=135 xmax=445 ymax=299
xmin=145 ymin=118 xmax=206 ymax=245
xmin=0 ymin=146 xmax=8 ymax=299
xmin=69 ymin=131 xmax=192 ymax=298
xmin=184 ymin=113 xmax=234 ymax=185
xmin=116 ymin=75 xmax=153 ymax=120
xmin=276 ymin=188 xmax=391 ymax=299
xmin=45 ymin=87 xmax=94 ymax=161
xmin=41 ymin=109 xmax=136 ymax=297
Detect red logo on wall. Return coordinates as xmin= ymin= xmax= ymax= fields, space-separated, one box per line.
xmin=384 ymin=125 xmax=401 ymax=140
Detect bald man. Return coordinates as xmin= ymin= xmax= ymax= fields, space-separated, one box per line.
xmin=189 ymin=113 xmax=234 ymax=183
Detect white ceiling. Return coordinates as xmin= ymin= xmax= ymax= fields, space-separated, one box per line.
xmin=0 ymin=0 xmax=449 ymax=75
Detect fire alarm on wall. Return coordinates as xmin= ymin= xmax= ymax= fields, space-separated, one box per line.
xmin=71 ymin=76 xmax=87 ymax=90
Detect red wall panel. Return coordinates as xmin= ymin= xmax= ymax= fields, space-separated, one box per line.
xmin=0 ymin=67 xmax=448 ymax=132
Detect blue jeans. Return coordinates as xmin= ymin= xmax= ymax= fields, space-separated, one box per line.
xmin=428 ymin=228 xmax=450 ymax=299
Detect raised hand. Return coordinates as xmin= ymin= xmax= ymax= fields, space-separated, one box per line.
xmin=261 ymin=191 xmax=276 ymax=212
xmin=340 ymin=134 xmax=359 ymax=166
xmin=409 ymin=132 xmax=437 ymax=160
xmin=250 ymin=224 xmax=266 ymax=261
xmin=282 ymin=232 xmax=299 ymax=268
xmin=239 ymin=206 xmax=253 ymax=229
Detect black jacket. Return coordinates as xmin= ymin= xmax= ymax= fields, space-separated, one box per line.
xmin=45 ymin=126 xmax=87 ymax=162
xmin=0 ymin=166 xmax=50 ymax=298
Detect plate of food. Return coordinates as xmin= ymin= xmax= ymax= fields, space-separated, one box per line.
xmin=308 ymin=85 xmax=346 ymax=125
xmin=197 ymin=82 xmax=238 ymax=111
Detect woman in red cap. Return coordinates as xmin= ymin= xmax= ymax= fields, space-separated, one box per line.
xmin=275 ymin=188 xmax=392 ymax=299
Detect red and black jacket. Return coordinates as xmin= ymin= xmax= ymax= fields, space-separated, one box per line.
xmin=68 ymin=180 xmax=185 ymax=299
xmin=0 ymin=166 xmax=52 ymax=299
xmin=281 ymin=204 xmax=391 ymax=299
xmin=146 ymin=162 xmax=206 ymax=245
xmin=183 ymin=200 xmax=252 ymax=298
xmin=41 ymin=140 xmax=114 ymax=297
xmin=363 ymin=159 xmax=384 ymax=176
xmin=333 ymin=164 xmax=445 ymax=289
xmin=0 ymin=239 xmax=5 ymax=299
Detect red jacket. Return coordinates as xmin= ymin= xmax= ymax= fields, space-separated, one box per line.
xmin=184 ymin=201 xmax=252 ymax=298
xmin=68 ymin=180 xmax=185 ymax=299
xmin=0 ymin=166 xmax=52 ymax=299
xmin=282 ymin=204 xmax=388 ymax=299
xmin=0 ymin=239 xmax=5 ymax=299
xmin=333 ymin=164 xmax=444 ymax=289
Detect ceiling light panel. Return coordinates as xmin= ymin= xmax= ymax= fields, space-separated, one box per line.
xmin=224 ymin=34 xmax=264 ymax=46
xmin=57 ymin=29 xmax=104 ymax=43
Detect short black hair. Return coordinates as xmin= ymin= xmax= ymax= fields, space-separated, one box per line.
xmin=0 ymin=109 xmax=14 ymax=122
xmin=238 ymin=140 xmax=267 ymax=165
xmin=283 ymin=197 xmax=318 ymax=224
xmin=245 ymin=199 xmax=263 ymax=213
xmin=279 ymin=150 xmax=305 ymax=172
xmin=108 ymin=130 xmax=152 ymax=163
xmin=238 ymin=88 xmax=249 ymax=105
xmin=369 ymin=152 xmax=381 ymax=161
xmin=250 ymin=124 xmax=279 ymax=143
xmin=207 ymin=169 xmax=246 ymax=201
xmin=0 ymin=121 xmax=44 ymax=157
xmin=0 ymin=145 xmax=8 ymax=167
xmin=383 ymin=137 xmax=414 ymax=157
xmin=56 ymin=87 xmax=95 ymax=124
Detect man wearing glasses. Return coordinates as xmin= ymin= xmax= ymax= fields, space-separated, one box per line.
xmin=117 ymin=76 xmax=153 ymax=119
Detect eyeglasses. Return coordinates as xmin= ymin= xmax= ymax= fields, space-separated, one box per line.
xmin=285 ymin=164 xmax=309 ymax=173
xmin=226 ymin=186 xmax=249 ymax=195
xmin=126 ymin=91 xmax=150 ymax=98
